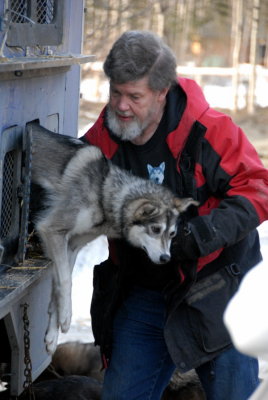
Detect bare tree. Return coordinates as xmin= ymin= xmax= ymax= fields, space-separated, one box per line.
xmin=231 ymin=0 xmax=243 ymax=112
xmin=247 ymin=0 xmax=260 ymax=114
xmin=82 ymin=0 xmax=268 ymax=116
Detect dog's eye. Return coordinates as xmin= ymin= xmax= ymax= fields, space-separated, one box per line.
xmin=151 ymin=226 xmax=161 ymax=235
xmin=169 ymin=230 xmax=176 ymax=238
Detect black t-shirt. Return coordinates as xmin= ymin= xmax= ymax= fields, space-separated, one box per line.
xmin=106 ymin=84 xmax=186 ymax=290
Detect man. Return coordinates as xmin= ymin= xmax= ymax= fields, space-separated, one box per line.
xmin=83 ymin=30 xmax=268 ymax=399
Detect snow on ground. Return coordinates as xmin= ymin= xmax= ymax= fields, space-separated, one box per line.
xmin=57 ymin=235 xmax=108 ymax=344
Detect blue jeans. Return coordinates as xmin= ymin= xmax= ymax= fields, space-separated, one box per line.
xmin=102 ymin=287 xmax=259 ymax=400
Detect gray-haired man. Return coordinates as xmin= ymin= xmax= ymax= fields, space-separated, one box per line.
xmin=83 ymin=30 xmax=268 ymax=399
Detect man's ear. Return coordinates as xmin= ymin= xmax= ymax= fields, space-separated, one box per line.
xmin=174 ymin=197 xmax=199 ymax=213
xmin=158 ymin=87 xmax=169 ymax=102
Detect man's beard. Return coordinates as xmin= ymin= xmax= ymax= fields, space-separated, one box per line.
xmin=106 ymin=106 xmax=147 ymax=141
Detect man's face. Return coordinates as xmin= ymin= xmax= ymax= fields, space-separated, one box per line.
xmin=107 ymin=77 xmax=167 ymax=142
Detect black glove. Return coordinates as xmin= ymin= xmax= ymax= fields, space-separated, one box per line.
xmin=171 ymin=219 xmax=200 ymax=261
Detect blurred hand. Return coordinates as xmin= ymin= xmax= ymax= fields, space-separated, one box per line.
xmin=171 ymin=219 xmax=200 ymax=261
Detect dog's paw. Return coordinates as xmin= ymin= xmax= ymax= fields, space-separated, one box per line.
xmin=58 ymin=294 xmax=72 ymax=333
xmin=59 ymin=311 xmax=72 ymax=333
xmin=45 ymin=307 xmax=59 ymax=354
xmin=45 ymin=323 xmax=59 ymax=354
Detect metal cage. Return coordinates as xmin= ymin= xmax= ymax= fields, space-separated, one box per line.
xmin=6 ymin=0 xmax=63 ymax=46
xmin=9 ymin=0 xmax=55 ymax=24
xmin=0 ymin=126 xmax=31 ymax=265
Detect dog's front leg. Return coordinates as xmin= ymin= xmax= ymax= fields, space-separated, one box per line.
xmin=38 ymin=227 xmax=73 ymax=334
xmin=45 ymin=281 xmax=59 ymax=354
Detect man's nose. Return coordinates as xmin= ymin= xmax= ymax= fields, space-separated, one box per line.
xmin=117 ymin=96 xmax=130 ymax=112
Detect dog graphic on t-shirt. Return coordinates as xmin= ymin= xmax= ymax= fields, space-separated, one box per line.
xmin=147 ymin=162 xmax=165 ymax=184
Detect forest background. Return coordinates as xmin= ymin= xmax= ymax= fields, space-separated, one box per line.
xmin=79 ymin=0 xmax=268 ymax=166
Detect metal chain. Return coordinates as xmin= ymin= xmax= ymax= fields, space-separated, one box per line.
xmin=21 ymin=303 xmax=35 ymax=400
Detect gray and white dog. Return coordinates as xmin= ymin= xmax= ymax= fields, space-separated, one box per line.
xmin=29 ymin=122 xmax=198 ymax=353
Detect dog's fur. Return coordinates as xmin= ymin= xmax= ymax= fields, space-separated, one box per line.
xmin=29 ymin=122 xmax=198 ymax=353
xmin=1 ymin=341 xmax=205 ymax=399
xmin=19 ymin=375 xmax=102 ymax=400
xmin=52 ymin=342 xmax=104 ymax=382
xmin=50 ymin=341 xmax=205 ymax=400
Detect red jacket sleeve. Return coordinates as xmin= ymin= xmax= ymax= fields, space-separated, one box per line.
xmin=191 ymin=109 xmax=268 ymax=258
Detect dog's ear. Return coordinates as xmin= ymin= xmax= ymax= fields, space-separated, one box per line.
xmin=174 ymin=197 xmax=199 ymax=213
xmin=133 ymin=200 xmax=160 ymax=221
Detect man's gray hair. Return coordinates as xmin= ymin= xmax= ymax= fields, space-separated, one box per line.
xmin=103 ymin=31 xmax=177 ymax=91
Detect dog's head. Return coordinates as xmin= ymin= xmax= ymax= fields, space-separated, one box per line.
xmin=124 ymin=197 xmax=198 ymax=264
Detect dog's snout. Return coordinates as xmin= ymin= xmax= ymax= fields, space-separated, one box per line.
xmin=160 ymin=254 xmax=171 ymax=263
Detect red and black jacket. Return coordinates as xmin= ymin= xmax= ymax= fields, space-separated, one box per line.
xmin=84 ymin=77 xmax=268 ymax=274
xmin=84 ymin=78 xmax=268 ymax=369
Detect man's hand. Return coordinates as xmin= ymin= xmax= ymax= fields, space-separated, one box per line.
xmin=171 ymin=219 xmax=200 ymax=261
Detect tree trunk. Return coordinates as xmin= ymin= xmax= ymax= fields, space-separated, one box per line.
xmin=247 ymin=0 xmax=260 ymax=114
xmin=231 ymin=0 xmax=243 ymax=113
xmin=177 ymin=0 xmax=194 ymax=64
